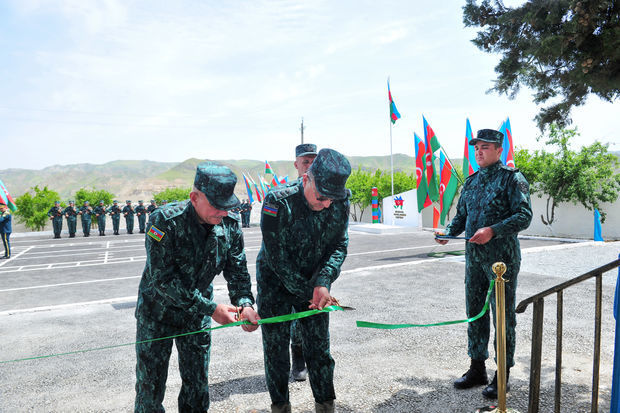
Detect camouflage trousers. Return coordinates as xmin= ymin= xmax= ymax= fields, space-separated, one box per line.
xmin=112 ymin=216 xmax=120 ymax=233
xmin=290 ymin=318 xmax=302 ymax=347
xmin=257 ymin=266 xmax=335 ymax=404
xmin=138 ymin=215 xmax=146 ymax=232
xmin=97 ymin=216 xmax=106 ymax=232
xmin=126 ymin=216 xmax=134 ymax=233
xmin=465 ymin=256 xmax=519 ymax=368
xmin=134 ymin=317 xmax=212 ymax=413
xmin=81 ymin=218 xmax=91 ymax=236
xmin=67 ymin=218 xmax=77 ymax=236
xmin=52 ymin=218 xmax=62 ymax=237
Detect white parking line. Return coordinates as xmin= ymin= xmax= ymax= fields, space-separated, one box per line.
xmin=0 ymin=276 xmax=142 ymax=293
xmin=0 ymin=246 xmax=34 ymax=268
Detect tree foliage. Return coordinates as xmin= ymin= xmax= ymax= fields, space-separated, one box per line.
xmin=514 ymin=124 xmax=620 ymax=226
xmin=153 ymin=187 xmax=192 ymax=204
xmin=14 ymin=186 xmax=62 ymax=231
xmin=463 ymin=0 xmax=620 ymax=130
xmin=75 ymin=188 xmax=115 ymax=207
xmin=347 ymin=168 xmax=417 ymax=221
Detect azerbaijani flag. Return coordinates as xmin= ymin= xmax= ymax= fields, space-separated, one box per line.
xmin=271 ymin=174 xmax=280 ymax=187
xmin=242 ymin=173 xmax=254 ymax=203
xmin=439 ymin=151 xmax=459 ymax=225
xmin=258 ymin=174 xmax=269 ymax=195
xmin=422 ymin=116 xmax=440 ymax=202
xmin=248 ymin=175 xmax=262 ymax=202
xmin=463 ymin=118 xmax=479 ymax=176
xmin=501 ymin=117 xmax=515 ymax=167
xmin=265 ymin=161 xmax=274 ymax=175
xmin=279 ymin=176 xmax=289 ymax=184
xmin=388 ymin=79 xmax=401 ymax=124
xmin=414 ymin=132 xmax=432 ymax=212
xmin=0 ymin=178 xmax=18 ymax=212
xmin=433 ymin=205 xmax=440 ymax=229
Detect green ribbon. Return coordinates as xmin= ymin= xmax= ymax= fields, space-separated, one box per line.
xmin=356 ymin=279 xmax=495 ymax=329
xmin=0 ymin=305 xmax=343 ymax=364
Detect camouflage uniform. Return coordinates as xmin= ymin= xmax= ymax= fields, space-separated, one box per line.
xmin=147 ymin=200 xmax=157 ymax=215
xmin=93 ymin=201 xmax=107 ymax=236
xmin=445 ymin=152 xmax=532 ymax=369
xmin=78 ymin=202 xmax=93 ymax=237
xmin=123 ymin=201 xmax=135 ymax=234
xmin=134 ymin=163 xmax=255 ymax=413
xmin=257 ymin=149 xmax=350 ymax=408
xmin=63 ymin=202 xmax=78 ymax=238
xmin=107 ymin=201 xmax=122 ymax=235
xmin=135 ymin=201 xmax=147 ymax=233
xmin=47 ymin=202 xmax=64 ymax=238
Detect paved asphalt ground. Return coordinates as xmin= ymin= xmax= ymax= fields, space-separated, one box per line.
xmin=1 ymin=225 xmax=618 ymax=412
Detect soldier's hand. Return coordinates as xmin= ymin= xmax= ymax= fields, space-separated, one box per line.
xmin=239 ymin=307 xmax=260 ymax=332
xmin=434 ymin=231 xmax=449 ymax=245
xmin=469 ymin=227 xmax=494 ymax=245
xmin=309 ymin=286 xmax=334 ymax=310
xmin=211 ymin=304 xmax=239 ymax=325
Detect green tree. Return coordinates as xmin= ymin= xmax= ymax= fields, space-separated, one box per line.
xmin=463 ymin=0 xmax=620 ymax=130
xmin=14 ymin=186 xmax=62 ymax=231
xmin=75 ymin=188 xmax=115 ymax=207
xmin=347 ymin=168 xmax=373 ymax=221
xmin=153 ymin=187 xmax=192 ymax=204
xmin=514 ymin=124 xmax=620 ymax=228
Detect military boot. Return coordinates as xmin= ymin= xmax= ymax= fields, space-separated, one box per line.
xmin=454 ymin=359 xmax=487 ymax=389
xmin=291 ymin=344 xmax=308 ymax=381
xmin=482 ymin=369 xmax=510 ymax=399
xmin=271 ymin=402 xmax=291 ymax=413
xmin=315 ymin=400 xmax=335 ymax=413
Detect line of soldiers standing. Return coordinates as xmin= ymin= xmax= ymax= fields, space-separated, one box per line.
xmin=47 ymin=199 xmax=163 ymax=238
xmin=233 ymin=199 xmax=253 ymax=228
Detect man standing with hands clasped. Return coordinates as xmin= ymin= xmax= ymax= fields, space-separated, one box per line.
xmin=134 ymin=162 xmax=260 ymax=412
xmin=435 ymin=128 xmax=532 ymax=399
xmin=257 ymin=148 xmax=351 ymax=413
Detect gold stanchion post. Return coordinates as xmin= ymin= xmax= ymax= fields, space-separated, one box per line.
xmin=475 ymin=262 xmax=521 ymax=413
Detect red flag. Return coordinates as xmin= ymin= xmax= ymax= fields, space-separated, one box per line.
xmin=433 ymin=205 xmax=440 ymax=229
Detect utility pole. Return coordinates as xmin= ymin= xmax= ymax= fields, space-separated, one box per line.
xmin=300 ymin=117 xmax=306 ymax=144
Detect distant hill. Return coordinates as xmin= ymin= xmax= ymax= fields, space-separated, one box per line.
xmin=0 ymin=154 xmax=425 ymax=201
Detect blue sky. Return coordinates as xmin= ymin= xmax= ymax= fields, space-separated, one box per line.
xmin=1 ymin=0 xmax=618 ymax=170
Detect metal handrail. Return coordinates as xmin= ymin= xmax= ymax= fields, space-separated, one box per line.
xmin=516 ymin=258 xmax=620 ymax=413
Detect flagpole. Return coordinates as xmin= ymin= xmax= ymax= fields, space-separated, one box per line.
xmin=390 ymin=120 xmax=394 ymax=198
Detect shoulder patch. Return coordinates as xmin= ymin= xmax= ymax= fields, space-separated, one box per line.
xmin=263 ymin=202 xmax=278 ymax=217
xmin=161 ymin=202 xmax=186 ymax=220
xmin=227 ymin=211 xmax=241 ymax=221
xmin=272 ymin=184 xmax=300 ymax=201
xmin=147 ymin=225 xmax=165 ymax=242
xmin=518 ymin=181 xmax=529 ymax=194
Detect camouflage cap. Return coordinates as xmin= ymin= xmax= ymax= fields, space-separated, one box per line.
xmin=84 ymin=200 xmax=89 ymax=204
xmin=150 ymin=200 xmax=155 ymax=203
xmin=126 ymin=200 xmax=131 ymax=203
xmin=55 ymin=201 xmax=60 ymax=204
xmin=99 ymin=200 xmax=104 ymax=204
xmin=308 ymin=148 xmax=351 ymax=200
xmin=113 ymin=200 xmax=118 ymax=203
xmin=138 ymin=200 xmax=143 ymax=203
xmin=194 ymin=162 xmax=240 ymax=210
xmin=471 ymin=129 xmax=504 ymax=146
xmin=296 ymin=143 xmax=318 ymax=157
xmin=69 ymin=200 xmax=74 ymax=204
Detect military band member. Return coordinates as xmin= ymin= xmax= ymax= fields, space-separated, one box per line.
xmin=436 ymin=129 xmax=532 ymax=399
xmin=134 ymin=162 xmax=259 ymax=412
xmin=47 ymin=201 xmax=64 ymax=239
xmin=135 ymin=200 xmax=147 ymax=234
xmin=123 ymin=200 xmax=135 ymax=234
xmin=63 ymin=201 xmax=78 ymax=238
xmin=257 ymin=148 xmax=351 ymax=413
xmin=107 ymin=200 xmax=122 ymax=235
xmin=78 ymin=201 xmax=93 ymax=237
xmin=93 ymin=200 xmax=107 ymax=236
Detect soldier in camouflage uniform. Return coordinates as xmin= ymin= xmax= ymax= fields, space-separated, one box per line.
xmin=134 ymin=162 xmax=259 ymax=413
xmin=146 ymin=200 xmax=157 ymax=215
xmin=257 ymin=148 xmax=350 ymax=413
xmin=78 ymin=201 xmax=93 ymax=237
xmin=63 ymin=201 xmax=78 ymax=238
xmin=107 ymin=200 xmax=122 ymax=235
xmin=135 ymin=200 xmax=147 ymax=234
xmin=47 ymin=201 xmax=64 ymax=239
xmin=436 ymin=129 xmax=532 ymax=399
xmin=93 ymin=200 xmax=107 ymax=236
xmin=123 ymin=200 xmax=135 ymax=234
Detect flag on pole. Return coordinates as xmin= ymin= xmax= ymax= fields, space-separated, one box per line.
xmin=242 ymin=174 xmax=254 ymax=204
xmin=414 ymin=132 xmax=432 ymax=212
xmin=279 ymin=176 xmax=289 ymax=185
xmin=248 ymin=175 xmax=262 ymax=202
xmin=433 ymin=205 xmax=440 ymax=229
xmin=388 ymin=80 xmax=401 ymax=124
xmin=502 ymin=117 xmax=515 ymax=167
xmin=271 ymin=174 xmax=280 ymax=187
xmin=0 ymin=178 xmax=18 ymax=212
xmin=258 ymin=174 xmax=269 ymax=195
xmin=439 ymin=151 xmax=459 ymax=225
xmin=265 ymin=161 xmax=274 ymax=175
xmin=422 ymin=116 xmax=440 ymax=202
xmin=594 ymin=209 xmax=603 ymax=241
xmin=463 ymin=118 xmax=479 ymax=176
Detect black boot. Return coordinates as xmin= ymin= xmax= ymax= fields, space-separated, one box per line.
xmin=482 ymin=369 xmax=510 ymax=399
xmin=291 ymin=344 xmax=307 ymax=381
xmin=454 ymin=359 xmax=487 ymax=389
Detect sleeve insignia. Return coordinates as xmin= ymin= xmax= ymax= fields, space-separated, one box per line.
xmin=518 ymin=181 xmax=529 ymax=194
xmin=262 ymin=202 xmax=278 ymax=217
xmin=147 ymin=225 xmax=165 ymax=242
